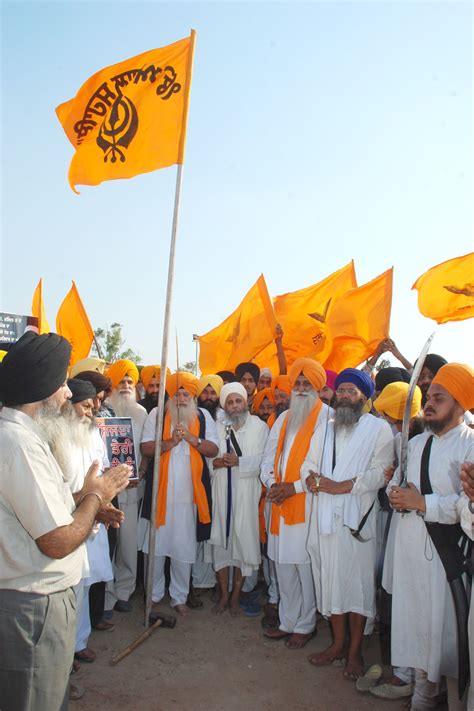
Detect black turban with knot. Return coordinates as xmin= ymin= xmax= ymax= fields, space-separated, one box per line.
xmin=235 ymin=362 xmax=260 ymax=385
xmin=0 ymin=331 xmax=71 ymax=405
xmin=74 ymin=370 xmax=112 ymax=394
xmin=375 ymin=366 xmax=411 ymax=393
xmin=67 ymin=378 xmax=97 ymax=404
xmin=422 ymin=354 xmax=448 ymax=376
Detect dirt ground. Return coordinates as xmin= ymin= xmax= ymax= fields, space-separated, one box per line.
xmin=72 ymin=587 xmax=408 ymax=711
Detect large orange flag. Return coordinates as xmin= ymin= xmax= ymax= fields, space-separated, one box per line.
xmin=255 ymin=262 xmax=357 ymax=372
xmin=56 ymin=281 xmax=94 ymax=365
xmin=317 ymin=268 xmax=393 ymax=372
xmin=31 ymin=278 xmax=50 ymax=334
xmin=56 ymin=32 xmax=196 ymax=193
xmin=198 ymin=275 xmax=277 ymax=373
xmin=412 ymin=252 xmax=474 ymax=324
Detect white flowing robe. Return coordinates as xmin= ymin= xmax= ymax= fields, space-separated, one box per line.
xmin=261 ymin=404 xmax=332 ymax=565
xmin=387 ymin=423 xmax=474 ymax=682
xmin=65 ymin=429 xmax=113 ymax=585
xmin=206 ymin=415 xmax=268 ymax=575
xmin=141 ymin=407 xmax=219 ymax=564
xmin=303 ymin=413 xmax=393 ymax=618
xmin=456 ymin=492 xmax=473 ymax=708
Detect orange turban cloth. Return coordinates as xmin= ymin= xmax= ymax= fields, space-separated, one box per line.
xmin=374 ymin=382 xmax=422 ymax=421
xmin=252 ymin=387 xmax=275 ymax=414
xmin=272 ymin=375 xmax=292 ymax=395
xmin=431 ymin=363 xmax=474 ymax=411
xmin=107 ymin=359 xmax=139 ymax=389
xmin=166 ymin=371 xmax=199 ymax=398
xmin=288 ymin=358 xmax=326 ymax=391
xmin=197 ymin=374 xmax=224 ymax=397
xmin=140 ymin=365 xmax=171 ymax=389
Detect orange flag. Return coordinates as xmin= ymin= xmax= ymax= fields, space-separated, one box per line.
xmin=56 ymin=32 xmax=196 ymax=193
xmin=31 ymin=278 xmax=50 ymax=334
xmin=198 ymin=275 xmax=277 ymax=373
xmin=317 ymin=268 xmax=393 ymax=372
xmin=412 ymin=252 xmax=474 ymax=324
xmin=56 ymin=281 xmax=94 ymax=365
xmin=255 ymin=262 xmax=357 ymax=372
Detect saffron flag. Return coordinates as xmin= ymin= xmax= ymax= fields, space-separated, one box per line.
xmin=317 ymin=268 xmax=393 ymax=372
xmin=56 ymin=32 xmax=196 ymax=193
xmin=31 ymin=278 xmax=50 ymax=334
xmin=56 ymin=281 xmax=94 ymax=365
xmin=412 ymin=252 xmax=474 ymax=324
xmin=198 ymin=275 xmax=277 ymax=373
xmin=255 ymin=262 xmax=357 ymax=372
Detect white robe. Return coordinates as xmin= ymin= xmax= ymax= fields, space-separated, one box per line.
xmin=260 ymin=404 xmax=331 ymax=565
xmin=303 ymin=413 xmax=393 ymax=618
xmin=388 ymin=423 xmax=474 ymax=683
xmin=206 ymin=414 xmax=268 ymax=574
xmin=140 ymin=407 xmax=219 ymax=564
xmin=456 ymin=493 xmax=474 ymax=709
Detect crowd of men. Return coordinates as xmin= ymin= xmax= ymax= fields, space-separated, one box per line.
xmin=0 ymin=329 xmax=473 ymax=711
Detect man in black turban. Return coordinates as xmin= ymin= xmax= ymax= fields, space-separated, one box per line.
xmin=374 ymin=366 xmax=411 ymax=397
xmin=235 ymin=362 xmax=260 ymax=408
xmin=0 ymin=331 xmax=130 ymax=711
xmin=416 ymin=353 xmax=448 ymax=406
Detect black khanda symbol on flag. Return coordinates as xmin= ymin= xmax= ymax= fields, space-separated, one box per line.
xmin=96 ymin=95 xmax=138 ymax=163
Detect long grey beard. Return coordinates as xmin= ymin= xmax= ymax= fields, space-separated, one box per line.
xmin=224 ymin=410 xmax=248 ymax=430
xmin=286 ymin=390 xmax=317 ymax=433
xmin=46 ymin=403 xmax=97 ymax=481
xmin=168 ymin=399 xmax=198 ymax=428
xmin=334 ymin=401 xmax=364 ymax=429
xmin=107 ymin=390 xmax=141 ymax=418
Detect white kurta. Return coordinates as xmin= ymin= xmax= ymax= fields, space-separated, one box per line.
xmin=303 ymin=413 xmax=393 ymax=618
xmin=260 ymin=405 xmax=332 ymax=564
xmin=141 ymin=407 xmax=219 ymax=564
xmin=206 ymin=414 xmax=268 ymax=575
xmin=388 ymin=423 xmax=474 ymax=683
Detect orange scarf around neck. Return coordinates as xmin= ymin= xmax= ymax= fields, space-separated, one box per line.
xmin=155 ymin=412 xmax=210 ymax=529
xmin=270 ymin=399 xmax=322 ymax=535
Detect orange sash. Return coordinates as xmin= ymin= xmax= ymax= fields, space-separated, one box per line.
xmin=155 ymin=413 xmax=211 ymax=528
xmin=270 ymin=399 xmax=322 ymax=535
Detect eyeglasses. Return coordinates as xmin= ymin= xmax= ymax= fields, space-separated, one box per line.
xmin=336 ymin=388 xmax=359 ymax=396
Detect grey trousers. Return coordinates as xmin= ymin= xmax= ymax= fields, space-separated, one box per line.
xmin=0 ymin=587 xmax=76 ymax=711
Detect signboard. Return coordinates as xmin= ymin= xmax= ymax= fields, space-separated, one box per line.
xmin=96 ymin=417 xmax=139 ymax=480
xmin=0 ymin=312 xmax=38 ymax=344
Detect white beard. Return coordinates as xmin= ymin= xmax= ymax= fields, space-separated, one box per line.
xmin=286 ymin=390 xmax=318 ymax=434
xmin=223 ymin=409 xmax=248 ymax=431
xmin=45 ymin=403 xmax=96 ymax=482
xmin=107 ymin=390 xmax=142 ymax=418
xmin=167 ymin=399 xmax=198 ymax=428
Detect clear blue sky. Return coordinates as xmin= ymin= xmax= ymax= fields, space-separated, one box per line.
xmin=1 ymin=1 xmax=472 ymax=367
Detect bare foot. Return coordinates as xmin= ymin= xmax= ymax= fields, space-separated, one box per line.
xmin=308 ymin=644 xmax=346 ymax=666
xmin=343 ymin=658 xmax=364 ymax=681
xmin=285 ymin=632 xmax=314 ymax=649
xmin=173 ymin=604 xmax=190 ymax=617
xmin=212 ymin=599 xmax=229 ymax=615
xmin=229 ymin=601 xmax=241 ymax=617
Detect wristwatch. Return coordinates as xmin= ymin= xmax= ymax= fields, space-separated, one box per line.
xmin=196 ymin=437 xmax=202 ymax=447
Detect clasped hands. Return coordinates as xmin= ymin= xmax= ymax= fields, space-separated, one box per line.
xmin=170 ymin=424 xmax=199 ymax=448
xmin=266 ymin=482 xmax=295 ymax=504
xmin=213 ymin=450 xmax=239 ymax=469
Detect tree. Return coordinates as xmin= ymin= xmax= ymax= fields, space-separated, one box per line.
xmin=376 ymin=358 xmax=392 ymax=372
xmin=181 ymin=360 xmax=197 ymax=374
xmin=91 ymin=322 xmax=142 ymax=364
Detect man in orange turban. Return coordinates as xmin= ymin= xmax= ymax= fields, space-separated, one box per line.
xmin=252 ymin=387 xmax=275 ymax=424
xmin=197 ymin=374 xmax=224 ymax=421
xmin=261 ymin=357 xmax=327 ymax=649
xmin=386 ymin=362 xmax=474 ymax=708
xmin=104 ymin=359 xmax=147 ymax=616
xmin=139 ymin=365 xmax=170 ymax=413
xmin=139 ymin=372 xmax=218 ymax=616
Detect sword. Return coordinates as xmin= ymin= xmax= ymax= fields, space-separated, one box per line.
xmin=398 ymin=332 xmax=435 ymax=491
xmin=224 ymin=423 xmax=233 ymax=545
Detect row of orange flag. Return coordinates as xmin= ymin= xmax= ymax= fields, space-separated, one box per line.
xmin=198 ymin=252 xmax=474 ymax=374
xmin=31 ymin=251 xmax=473 ymax=372
xmin=32 ymin=280 xmax=94 ymax=365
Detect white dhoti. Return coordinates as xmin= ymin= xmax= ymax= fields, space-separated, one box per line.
xmin=276 ymin=562 xmax=316 ymax=634
xmin=192 ymin=542 xmax=216 ymax=589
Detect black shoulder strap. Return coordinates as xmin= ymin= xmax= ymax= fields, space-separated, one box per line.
xmin=229 ymin=429 xmax=242 ymax=457
xmin=419 ymin=435 xmax=471 ymax=582
xmin=197 ymin=408 xmax=206 ymax=438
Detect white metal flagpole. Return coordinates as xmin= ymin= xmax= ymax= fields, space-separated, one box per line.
xmin=145 ymin=163 xmax=184 ymax=625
